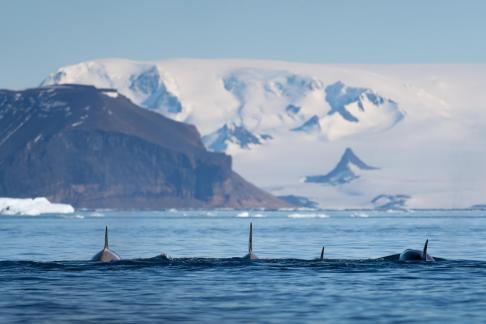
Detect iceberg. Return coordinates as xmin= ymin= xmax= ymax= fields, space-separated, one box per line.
xmin=0 ymin=197 xmax=75 ymax=216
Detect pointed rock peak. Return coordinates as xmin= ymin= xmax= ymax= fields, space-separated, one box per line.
xmin=371 ymin=194 xmax=411 ymax=210
xmin=339 ymin=148 xmax=378 ymax=171
xmin=202 ymin=122 xmax=268 ymax=153
xmin=343 ymin=147 xmax=354 ymax=156
xmin=303 ymin=148 xmax=379 ymax=185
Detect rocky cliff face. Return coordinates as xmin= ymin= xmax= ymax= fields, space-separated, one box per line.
xmin=0 ymin=84 xmax=287 ymax=209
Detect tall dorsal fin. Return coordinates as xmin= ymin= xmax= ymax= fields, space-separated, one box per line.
xmin=422 ymin=239 xmax=428 ymax=260
xmin=104 ymin=226 xmax=109 ymax=249
xmin=320 ymin=246 xmax=325 ymax=260
xmin=248 ymin=222 xmax=253 ymax=255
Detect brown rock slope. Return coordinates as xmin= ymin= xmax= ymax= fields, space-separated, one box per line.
xmin=0 ymin=84 xmax=288 ymax=209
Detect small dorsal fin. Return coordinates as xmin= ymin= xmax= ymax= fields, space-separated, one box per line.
xmin=248 ymin=222 xmax=253 ymax=255
xmin=320 ymin=246 xmax=325 ymax=260
xmin=104 ymin=226 xmax=109 ymax=249
xmin=422 ymin=239 xmax=428 ymax=260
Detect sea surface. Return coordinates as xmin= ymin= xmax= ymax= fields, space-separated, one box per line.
xmin=1 ymin=209 xmax=486 ymax=323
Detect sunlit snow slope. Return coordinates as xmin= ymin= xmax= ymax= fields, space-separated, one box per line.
xmin=41 ymin=59 xmax=486 ymax=208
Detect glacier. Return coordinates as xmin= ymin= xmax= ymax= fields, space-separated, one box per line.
xmin=40 ymin=59 xmax=486 ymax=209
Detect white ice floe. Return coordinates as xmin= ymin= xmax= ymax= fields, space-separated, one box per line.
xmin=0 ymin=197 xmax=74 ymax=216
xmin=288 ymin=213 xmax=329 ymax=219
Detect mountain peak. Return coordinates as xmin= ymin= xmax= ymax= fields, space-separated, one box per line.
xmin=202 ymin=122 xmax=270 ymax=153
xmin=304 ymin=148 xmax=378 ymax=185
xmin=339 ymin=147 xmax=378 ymax=171
xmin=325 ymin=81 xmax=402 ymax=124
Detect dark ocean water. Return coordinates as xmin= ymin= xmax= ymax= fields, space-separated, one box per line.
xmin=1 ymin=209 xmax=486 ymax=323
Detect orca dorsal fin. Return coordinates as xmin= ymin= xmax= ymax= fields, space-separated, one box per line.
xmin=104 ymin=226 xmax=109 ymax=249
xmin=320 ymin=246 xmax=325 ymax=260
xmin=248 ymin=222 xmax=253 ymax=255
xmin=422 ymin=239 xmax=429 ymax=260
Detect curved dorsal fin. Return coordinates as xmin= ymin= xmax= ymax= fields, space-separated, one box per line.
xmin=320 ymin=246 xmax=325 ymax=260
xmin=248 ymin=222 xmax=253 ymax=255
xmin=422 ymin=239 xmax=429 ymax=260
xmin=104 ymin=226 xmax=109 ymax=249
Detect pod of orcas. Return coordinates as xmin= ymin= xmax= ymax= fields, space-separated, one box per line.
xmin=92 ymin=223 xmax=442 ymax=263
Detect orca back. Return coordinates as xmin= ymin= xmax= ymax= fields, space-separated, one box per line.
xmin=92 ymin=226 xmax=121 ymax=262
xmin=92 ymin=248 xmax=121 ymax=262
xmin=399 ymin=249 xmax=435 ymax=262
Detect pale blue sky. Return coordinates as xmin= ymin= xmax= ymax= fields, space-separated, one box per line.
xmin=1 ymin=0 xmax=485 ymax=88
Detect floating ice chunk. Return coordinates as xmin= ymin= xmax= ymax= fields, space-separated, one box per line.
xmin=0 ymin=197 xmax=74 ymax=216
xmin=288 ymin=213 xmax=329 ymax=219
xmin=237 ymin=211 xmax=250 ymax=217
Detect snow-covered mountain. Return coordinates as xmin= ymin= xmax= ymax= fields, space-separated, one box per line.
xmin=40 ymin=59 xmax=486 ymax=208
xmin=41 ymin=60 xmax=406 ymax=148
xmin=304 ymin=148 xmax=378 ymax=185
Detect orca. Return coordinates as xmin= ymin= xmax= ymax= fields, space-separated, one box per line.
xmin=382 ymin=239 xmax=438 ymax=262
xmin=243 ymin=222 xmax=258 ymax=260
xmin=398 ymin=239 xmax=435 ymax=262
xmin=91 ymin=226 xmax=121 ymax=262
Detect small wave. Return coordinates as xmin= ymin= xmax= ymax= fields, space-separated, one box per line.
xmin=278 ymin=208 xmax=296 ymax=211
xmin=350 ymin=212 xmax=369 ymax=218
xmin=206 ymin=211 xmax=217 ymax=217
xmin=296 ymin=207 xmax=318 ymax=211
xmin=89 ymin=212 xmax=104 ymax=217
xmin=60 ymin=214 xmax=85 ymax=219
xmin=237 ymin=212 xmax=250 ymax=217
xmin=288 ymin=213 xmax=329 ymax=219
